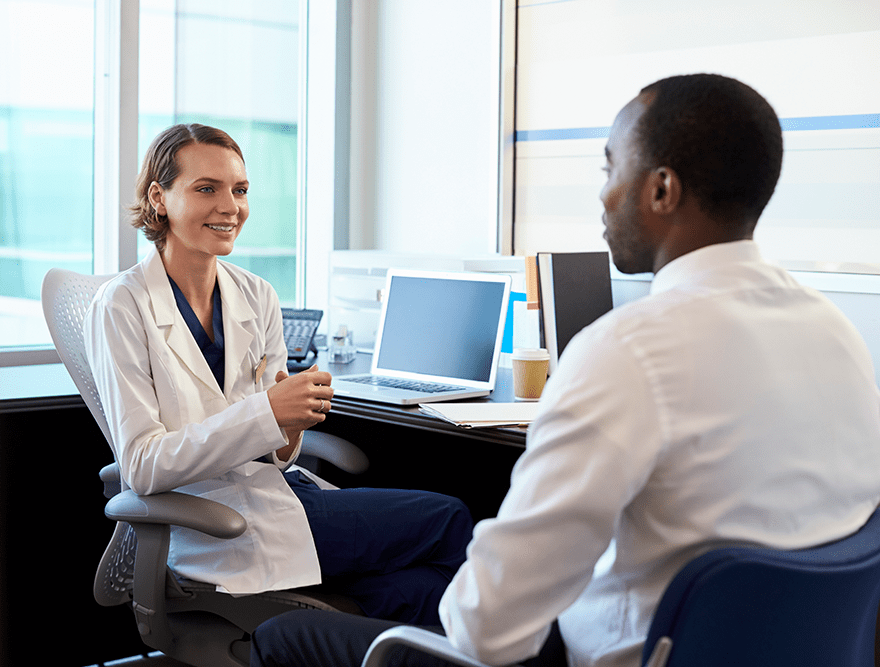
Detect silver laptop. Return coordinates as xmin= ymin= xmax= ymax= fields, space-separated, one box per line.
xmin=333 ymin=268 xmax=512 ymax=405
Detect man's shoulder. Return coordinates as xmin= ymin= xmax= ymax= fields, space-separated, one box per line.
xmin=585 ymin=290 xmax=678 ymax=340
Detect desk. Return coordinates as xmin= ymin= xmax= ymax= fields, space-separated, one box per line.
xmin=282 ymin=350 xmax=527 ymax=527
xmin=1 ymin=355 xmax=527 ymax=665
xmin=2 ymin=351 xmax=529 ymax=666
xmin=319 ymin=350 xmax=527 ymax=449
xmin=1 ymin=354 xmax=528 ymax=519
xmin=1 ymin=352 xmax=528 ymax=448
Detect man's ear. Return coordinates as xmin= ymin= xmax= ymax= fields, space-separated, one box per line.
xmin=147 ymin=181 xmax=166 ymax=216
xmin=647 ymin=166 xmax=682 ymax=215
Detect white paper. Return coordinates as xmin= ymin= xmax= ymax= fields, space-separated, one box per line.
xmin=419 ymin=402 xmax=541 ymax=428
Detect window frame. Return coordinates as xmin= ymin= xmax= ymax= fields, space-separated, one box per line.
xmin=498 ymin=0 xmax=517 ymax=256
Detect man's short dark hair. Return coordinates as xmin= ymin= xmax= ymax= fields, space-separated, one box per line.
xmin=636 ymin=73 xmax=783 ymax=226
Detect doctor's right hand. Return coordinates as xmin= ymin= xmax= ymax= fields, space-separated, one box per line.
xmin=266 ymin=365 xmax=334 ymax=431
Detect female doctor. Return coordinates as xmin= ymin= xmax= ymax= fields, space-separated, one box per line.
xmin=84 ymin=123 xmax=472 ymax=625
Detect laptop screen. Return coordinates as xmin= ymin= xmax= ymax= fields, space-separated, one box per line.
xmin=374 ymin=271 xmax=510 ymax=384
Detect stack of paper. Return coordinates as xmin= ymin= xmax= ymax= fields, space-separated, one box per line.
xmin=419 ymin=402 xmax=541 ymax=428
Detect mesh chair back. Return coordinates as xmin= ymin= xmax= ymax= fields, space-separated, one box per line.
xmin=41 ymin=269 xmax=118 ymax=449
xmin=41 ymin=269 xmax=137 ymax=607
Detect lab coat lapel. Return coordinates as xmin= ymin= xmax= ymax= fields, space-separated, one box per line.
xmin=143 ymin=248 xmax=225 ymax=397
xmin=216 ymin=261 xmax=256 ymax=400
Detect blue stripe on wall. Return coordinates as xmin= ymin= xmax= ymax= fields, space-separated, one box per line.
xmin=516 ymin=114 xmax=879 ymax=142
xmin=780 ymin=114 xmax=879 ymax=131
xmin=516 ymin=127 xmax=611 ymax=142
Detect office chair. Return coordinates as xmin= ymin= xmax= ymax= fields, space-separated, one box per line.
xmin=42 ymin=268 xmax=369 ymax=667
xmin=641 ymin=504 xmax=880 ymax=667
xmin=361 ymin=504 xmax=880 ymax=667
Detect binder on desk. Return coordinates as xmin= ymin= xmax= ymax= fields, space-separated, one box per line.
xmin=537 ymin=251 xmax=613 ymax=374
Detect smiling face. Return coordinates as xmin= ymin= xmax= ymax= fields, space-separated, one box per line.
xmin=599 ymin=95 xmax=657 ymax=275
xmin=149 ymin=142 xmax=249 ymax=263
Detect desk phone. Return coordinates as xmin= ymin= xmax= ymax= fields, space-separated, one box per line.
xmin=281 ymin=308 xmax=322 ymax=362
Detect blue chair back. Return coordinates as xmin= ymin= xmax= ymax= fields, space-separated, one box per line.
xmin=643 ymin=506 xmax=880 ymax=667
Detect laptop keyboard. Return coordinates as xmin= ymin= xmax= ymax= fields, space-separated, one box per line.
xmin=344 ymin=375 xmax=463 ymax=393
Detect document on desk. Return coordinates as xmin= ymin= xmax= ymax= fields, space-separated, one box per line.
xmin=418 ymin=402 xmax=541 ymax=428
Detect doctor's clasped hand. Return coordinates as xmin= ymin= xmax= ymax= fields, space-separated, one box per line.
xmin=269 ymin=366 xmax=333 ymax=461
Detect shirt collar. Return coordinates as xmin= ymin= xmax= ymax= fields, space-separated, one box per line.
xmin=650 ymin=240 xmax=764 ymax=295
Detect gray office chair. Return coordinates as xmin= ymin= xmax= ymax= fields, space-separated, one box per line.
xmin=42 ymin=267 xmax=369 ymax=667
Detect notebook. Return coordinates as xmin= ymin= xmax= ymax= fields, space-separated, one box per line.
xmin=332 ymin=268 xmax=512 ymax=405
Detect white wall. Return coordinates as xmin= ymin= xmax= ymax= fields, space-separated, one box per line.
xmin=347 ymin=0 xmax=502 ymax=255
xmin=514 ymin=0 xmax=880 ymax=270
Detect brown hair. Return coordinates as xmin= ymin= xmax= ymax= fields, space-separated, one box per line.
xmin=129 ymin=124 xmax=245 ymax=251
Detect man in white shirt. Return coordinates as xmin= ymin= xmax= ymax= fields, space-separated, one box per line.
xmin=250 ymin=73 xmax=880 ymax=667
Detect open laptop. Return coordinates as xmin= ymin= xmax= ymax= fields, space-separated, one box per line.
xmin=332 ymin=268 xmax=512 ymax=405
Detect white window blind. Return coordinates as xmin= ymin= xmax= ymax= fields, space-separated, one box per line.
xmin=514 ymin=0 xmax=880 ymax=279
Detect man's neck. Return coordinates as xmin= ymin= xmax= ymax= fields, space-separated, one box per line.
xmin=652 ymin=204 xmax=755 ymax=273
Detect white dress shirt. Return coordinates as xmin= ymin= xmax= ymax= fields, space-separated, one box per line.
xmin=440 ymin=241 xmax=880 ymax=666
xmin=85 ymin=247 xmax=324 ymax=595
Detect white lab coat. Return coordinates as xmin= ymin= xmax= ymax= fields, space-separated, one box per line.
xmin=84 ymin=247 xmax=323 ymax=594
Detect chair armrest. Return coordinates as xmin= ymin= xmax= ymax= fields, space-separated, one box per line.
xmin=100 ymin=462 xmax=121 ymax=498
xmin=361 ymin=626 xmax=512 ymax=667
xmin=105 ymin=489 xmax=247 ymax=539
xmin=302 ymin=431 xmax=369 ymax=475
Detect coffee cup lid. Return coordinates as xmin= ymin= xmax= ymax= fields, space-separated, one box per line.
xmin=512 ymin=348 xmax=550 ymax=360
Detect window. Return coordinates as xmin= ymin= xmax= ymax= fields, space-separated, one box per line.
xmin=0 ymin=0 xmax=95 ymax=350
xmin=0 ymin=0 xmax=307 ymax=361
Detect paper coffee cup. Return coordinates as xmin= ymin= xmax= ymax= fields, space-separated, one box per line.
xmin=512 ymin=348 xmax=550 ymax=401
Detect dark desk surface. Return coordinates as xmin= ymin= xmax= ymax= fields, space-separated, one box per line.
xmin=314 ymin=350 xmax=528 ymax=448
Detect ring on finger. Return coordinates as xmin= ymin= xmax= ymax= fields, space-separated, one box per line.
xmin=318 ymin=399 xmax=325 ymax=413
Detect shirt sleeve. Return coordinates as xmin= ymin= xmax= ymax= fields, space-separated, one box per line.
xmin=439 ymin=323 xmax=664 ymax=665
